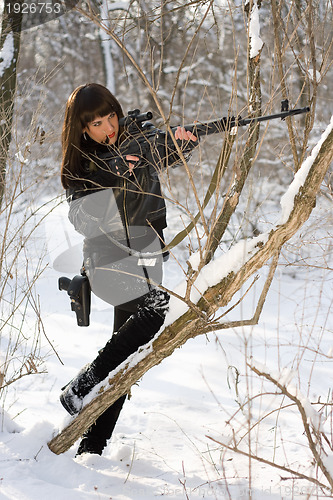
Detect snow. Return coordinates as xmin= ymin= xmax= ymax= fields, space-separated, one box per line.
xmin=0 ymin=409 xmax=23 ymax=433
xmin=188 ymin=250 xmax=201 ymax=271
xmin=248 ymin=0 xmax=263 ymax=59
xmin=0 ymin=31 xmax=14 ymax=78
xmin=107 ymin=1 xmax=130 ymax=10
xmin=15 ymin=151 xmax=29 ymax=164
xmin=279 ymin=115 xmax=333 ymax=224
xmin=163 ymin=65 xmax=179 ymax=74
xmin=308 ymin=68 xmax=321 ymax=83
xmin=1 ymin=171 xmax=332 ymax=497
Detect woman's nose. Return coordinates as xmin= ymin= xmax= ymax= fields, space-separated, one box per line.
xmin=104 ymin=122 xmax=114 ymax=132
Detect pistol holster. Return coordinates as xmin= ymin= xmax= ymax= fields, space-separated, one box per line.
xmin=58 ymin=272 xmax=91 ymax=327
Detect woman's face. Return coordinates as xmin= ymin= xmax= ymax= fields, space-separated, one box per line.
xmin=83 ymin=111 xmax=119 ymax=145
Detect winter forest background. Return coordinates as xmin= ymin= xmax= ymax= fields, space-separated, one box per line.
xmin=0 ymin=1 xmax=333 ymax=499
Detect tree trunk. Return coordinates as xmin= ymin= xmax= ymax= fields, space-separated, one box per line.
xmin=0 ymin=4 xmax=23 ymax=208
xmin=98 ymin=0 xmax=116 ymax=92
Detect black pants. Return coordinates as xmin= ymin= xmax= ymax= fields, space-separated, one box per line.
xmin=81 ymin=242 xmax=166 ymax=450
xmin=79 ymin=301 xmax=142 ymax=449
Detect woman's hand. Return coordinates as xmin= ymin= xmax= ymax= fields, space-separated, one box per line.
xmin=126 ymin=155 xmax=139 ymax=175
xmin=174 ymin=126 xmax=197 ymax=142
xmin=113 ymin=155 xmax=139 ymax=176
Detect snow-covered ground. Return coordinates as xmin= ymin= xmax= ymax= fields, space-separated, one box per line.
xmin=0 ymin=192 xmax=332 ymax=499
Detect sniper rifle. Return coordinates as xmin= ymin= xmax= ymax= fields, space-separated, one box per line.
xmin=111 ymin=99 xmax=310 ymax=158
xmin=94 ymin=100 xmax=310 ymax=170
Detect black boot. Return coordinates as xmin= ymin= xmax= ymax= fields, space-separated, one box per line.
xmin=76 ymin=435 xmax=106 ymax=456
xmin=75 ymin=394 xmax=126 ymax=456
xmin=60 ymin=362 xmax=101 ymax=415
xmin=60 ymin=289 xmax=169 ymax=416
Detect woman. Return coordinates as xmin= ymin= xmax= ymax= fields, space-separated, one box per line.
xmin=60 ymin=83 xmax=197 ymax=456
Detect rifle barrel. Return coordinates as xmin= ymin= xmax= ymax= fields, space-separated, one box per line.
xmin=238 ymin=106 xmax=310 ymax=126
xmin=170 ymin=106 xmax=310 ymax=137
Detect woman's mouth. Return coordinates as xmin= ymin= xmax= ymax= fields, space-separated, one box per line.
xmin=104 ymin=132 xmax=115 ymax=144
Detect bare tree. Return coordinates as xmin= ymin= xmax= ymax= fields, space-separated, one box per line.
xmin=0 ymin=84 xmax=62 ymax=406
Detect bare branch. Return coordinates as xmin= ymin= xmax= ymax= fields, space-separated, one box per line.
xmin=206 ymin=435 xmax=331 ymax=493
xmin=249 ymin=364 xmax=333 ymax=490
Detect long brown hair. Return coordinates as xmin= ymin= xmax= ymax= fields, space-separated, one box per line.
xmin=61 ymin=83 xmax=124 ymax=189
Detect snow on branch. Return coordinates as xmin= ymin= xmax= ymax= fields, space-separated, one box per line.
xmin=166 ymin=234 xmax=268 ymax=326
xmin=248 ymin=0 xmax=263 ymax=59
xmin=280 ymin=115 xmax=333 ymax=224
xmin=0 ymin=32 xmax=14 ymax=78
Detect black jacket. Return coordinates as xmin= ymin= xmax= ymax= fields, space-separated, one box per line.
xmin=66 ymin=125 xmax=195 ymax=256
